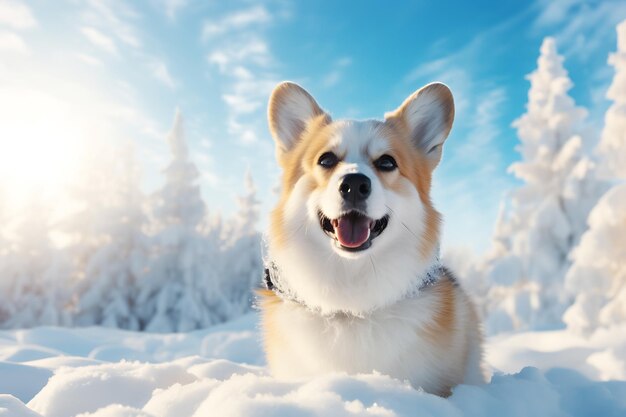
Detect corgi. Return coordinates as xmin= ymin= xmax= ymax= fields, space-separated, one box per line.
xmin=259 ymin=81 xmax=485 ymax=396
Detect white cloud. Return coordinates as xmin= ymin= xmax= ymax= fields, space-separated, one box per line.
xmin=81 ymin=26 xmax=118 ymax=55
xmin=161 ymin=0 xmax=187 ymax=19
xmin=109 ymin=104 xmax=166 ymax=141
xmin=206 ymin=36 xmax=278 ymax=145
xmin=533 ymin=0 xmax=626 ymax=60
xmin=0 ymin=0 xmax=37 ymax=30
xmin=533 ymin=0 xmax=579 ymax=26
xmin=201 ymin=5 xmax=288 ymax=148
xmin=405 ymin=57 xmax=453 ymax=83
xmin=0 ymin=30 xmax=28 ymax=54
xmin=450 ymin=88 xmax=507 ymax=172
xmin=82 ymin=0 xmax=142 ymax=49
xmin=81 ymin=1 xmax=178 ymax=95
xmin=149 ymin=59 xmax=177 ymax=89
xmin=76 ymin=53 xmax=102 ymax=67
xmin=227 ymin=119 xmax=258 ymax=144
xmin=202 ymin=5 xmax=271 ymax=39
xmin=222 ymin=94 xmax=262 ymax=115
xmin=322 ymin=57 xmax=352 ymax=88
xmin=221 ymin=70 xmax=279 ymax=143
xmin=207 ymin=38 xmax=272 ymax=72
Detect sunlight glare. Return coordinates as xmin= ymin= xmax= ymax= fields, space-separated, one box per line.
xmin=0 ymin=88 xmax=87 ymax=200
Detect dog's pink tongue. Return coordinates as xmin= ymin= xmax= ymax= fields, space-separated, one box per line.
xmin=333 ymin=216 xmax=371 ymax=248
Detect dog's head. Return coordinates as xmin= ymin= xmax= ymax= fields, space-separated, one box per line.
xmin=267 ymin=82 xmax=454 ymax=314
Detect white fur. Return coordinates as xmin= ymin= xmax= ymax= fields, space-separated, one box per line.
xmin=268 ymin=284 xmax=482 ymax=394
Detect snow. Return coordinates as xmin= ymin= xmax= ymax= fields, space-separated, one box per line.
xmin=1 ymin=314 xmax=626 ymax=417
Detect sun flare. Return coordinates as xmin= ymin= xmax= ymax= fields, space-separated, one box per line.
xmin=0 ymin=88 xmax=87 ymax=201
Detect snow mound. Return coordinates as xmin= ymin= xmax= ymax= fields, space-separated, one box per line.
xmin=16 ymin=363 xmax=626 ymax=417
xmin=1 ymin=314 xmax=625 ymax=417
xmin=0 ymin=362 xmax=52 ymax=403
xmin=28 ymin=361 xmax=196 ymax=417
xmin=0 ymin=394 xmax=43 ymax=417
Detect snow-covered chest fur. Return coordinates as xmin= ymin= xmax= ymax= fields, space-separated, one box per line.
xmin=259 ymin=274 xmax=485 ymax=397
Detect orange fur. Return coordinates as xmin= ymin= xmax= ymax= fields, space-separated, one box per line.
xmin=256 ymin=289 xmax=284 ymax=367
xmin=381 ymin=119 xmax=442 ymax=260
xmin=269 ymin=114 xmax=333 ymax=249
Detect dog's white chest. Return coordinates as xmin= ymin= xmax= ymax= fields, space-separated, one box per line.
xmin=266 ymin=291 xmax=451 ymax=391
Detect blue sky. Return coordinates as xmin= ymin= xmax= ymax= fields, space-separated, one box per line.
xmin=1 ymin=0 xmax=624 ymax=254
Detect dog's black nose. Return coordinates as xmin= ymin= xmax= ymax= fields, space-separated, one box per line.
xmin=339 ymin=173 xmax=371 ymax=203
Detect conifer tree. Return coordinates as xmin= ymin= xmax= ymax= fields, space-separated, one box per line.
xmin=564 ymin=20 xmax=626 ymax=334
xmin=483 ymin=38 xmax=607 ymax=333
xmin=138 ymin=110 xmax=225 ymax=332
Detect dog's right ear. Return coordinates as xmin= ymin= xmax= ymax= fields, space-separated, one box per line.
xmin=268 ymin=82 xmax=328 ymax=161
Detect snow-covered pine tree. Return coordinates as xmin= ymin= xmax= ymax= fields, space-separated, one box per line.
xmin=483 ymin=37 xmax=608 ymax=333
xmin=564 ymin=20 xmax=626 ymax=335
xmin=0 ymin=182 xmax=8 ymax=285
xmin=221 ymin=169 xmax=262 ymax=316
xmin=137 ymin=110 xmax=226 ymax=332
xmin=597 ymin=20 xmax=626 ymax=179
xmin=0 ymin=191 xmax=72 ymax=328
xmin=72 ymin=146 xmax=150 ymax=330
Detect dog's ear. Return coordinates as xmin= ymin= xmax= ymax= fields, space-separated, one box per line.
xmin=385 ymin=82 xmax=454 ymax=169
xmin=268 ymin=82 xmax=329 ymax=160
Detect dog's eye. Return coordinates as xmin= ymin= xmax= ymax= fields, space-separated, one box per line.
xmin=318 ymin=152 xmax=339 ymax=169
xmin=374 ymin=155 xmax=397 ymax=172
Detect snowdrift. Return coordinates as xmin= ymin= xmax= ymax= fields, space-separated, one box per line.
xmin=1 ymin=314 xmax=625 ymax=417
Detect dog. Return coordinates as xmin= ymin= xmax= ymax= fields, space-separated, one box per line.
xmin=258 ymin=81 xmax=485 ymax=396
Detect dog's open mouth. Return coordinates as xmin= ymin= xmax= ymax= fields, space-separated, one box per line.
xmin=319 ymin=210 xmax=389 ymax=252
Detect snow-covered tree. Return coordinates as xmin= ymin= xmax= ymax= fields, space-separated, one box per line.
xmin=483 ymin=38 xmax=608 ymax=333
xmin=137 ymin=110 xmax=227 ymax=332
xmin=563 ymin=187 xmax=626 ymax=334
xmin=597 ymin=20 xmax=626 ymax=179
xmin=0 ymin=181 xmax=8 ymax=268
xmin=72 ymin=146 xmax=150 ymax=330
xmin=221 ymin=169 xmax=262 ymax=315
xmin=564 ymin=20 xmax=626 ymax=334
xmin=0 ymin=192 xmax=72 ymax=328
xmin=228 ymin=169 xmax=260 ymax=244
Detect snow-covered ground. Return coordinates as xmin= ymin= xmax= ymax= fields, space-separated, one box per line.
xmin=1 ymin=314 xmax=625 ymax=417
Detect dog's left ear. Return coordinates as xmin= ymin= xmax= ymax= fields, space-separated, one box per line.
xmin=385 ymin=82 xmax=454 ymax=169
